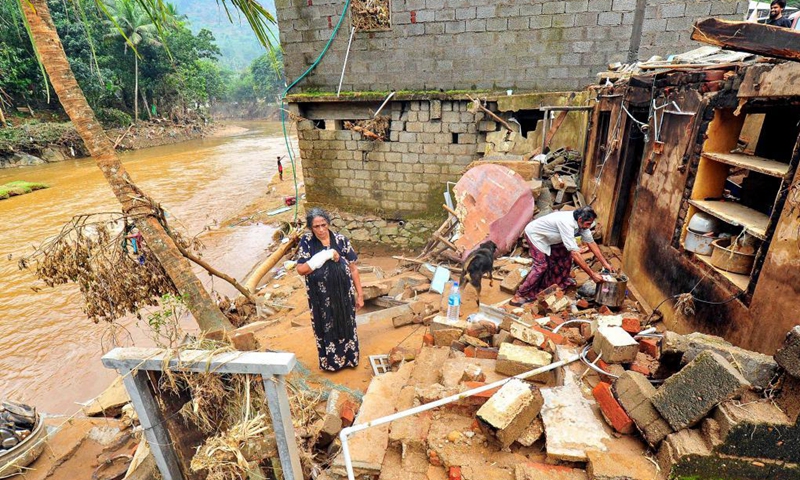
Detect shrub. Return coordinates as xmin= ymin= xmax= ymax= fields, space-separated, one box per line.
xmin=96 ymin=108 xmax=132 ymax=128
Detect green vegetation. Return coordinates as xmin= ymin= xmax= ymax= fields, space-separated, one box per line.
xmin=0 ymin=121 xmax=81 ymax=153
xmin=0 ymin=181 xmax=49 ymax=199
xmin=0 ymin=0 xmax=283 ymax=125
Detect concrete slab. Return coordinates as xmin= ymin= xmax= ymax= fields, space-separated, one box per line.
xmin=409 ymin=347 xmax=451 ymax=386
xmin=681 ymin=332 xmax=779 ymax=389
xmin=331 ymin=362 xmax=414 ymax=477
xmin=541 ymin=381 xmax=610 ymax=462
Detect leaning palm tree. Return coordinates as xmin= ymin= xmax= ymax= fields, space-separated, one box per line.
xmin=18 ymin=0 xmax=277 ymax=332
xmin=104 ymin=0 xmax=160 ymax=123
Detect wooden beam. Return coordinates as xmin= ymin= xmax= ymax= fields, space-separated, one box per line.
xmin=690 ymin=18 xmax=800 ymax=62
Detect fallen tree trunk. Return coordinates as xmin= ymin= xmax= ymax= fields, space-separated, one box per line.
xmin=691 ymin=18 xmax=800 ymax=62
xmin=244 ymin=234 xmax=299 ymax=292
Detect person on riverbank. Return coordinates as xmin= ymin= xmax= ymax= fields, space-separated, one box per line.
xmin=296 ymin=208 xmax=364 ymax=372
xmin=510 ymin=206 xmax=615 ymax=306
xmin=277 ymin=156 xmax=284 ymax=181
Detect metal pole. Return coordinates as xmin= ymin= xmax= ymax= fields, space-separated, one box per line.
xmin=337 ymin=27 xmax=356 ymax=97
xmin=339 ymin=354 xmax=580 ymax=480
xmin=373 ymin=91 xmax=396 ymax=118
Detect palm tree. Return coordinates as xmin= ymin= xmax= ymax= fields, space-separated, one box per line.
xmin=19 ymin=0 xmax=233 ymax=332
xmin=104 ymin=0 xmax=160 ymax=123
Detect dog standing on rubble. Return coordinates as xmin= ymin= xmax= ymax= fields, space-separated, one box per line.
xmin=459 ymin=240 xmax=498 ymax=306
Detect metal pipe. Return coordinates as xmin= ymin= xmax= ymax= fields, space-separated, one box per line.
xmin=336 ymin=27 xmax=356 ymax=97
xmin=373 ymin=91 xmax=395 ymax=118
xmin=339 ymin=354 xmax=581 ymax=480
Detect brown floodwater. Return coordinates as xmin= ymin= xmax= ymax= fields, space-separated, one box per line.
xmin=0 ymin=121 xmax=294 ymax=414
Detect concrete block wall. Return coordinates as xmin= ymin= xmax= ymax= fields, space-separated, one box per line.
xmin=638 ymin=0 xmax=748 ymax=60
xmin=298 ymin=99 xmax=487 ymax=218
xmin=275 ymin=0 xmax=747 ymax=93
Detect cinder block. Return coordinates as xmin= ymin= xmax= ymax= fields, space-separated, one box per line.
xmin=476 ymin=379 xmax=544 ymax=448
xmin=593 ymin=326 xmax=639 ymax=364
xmin=775 ymin=326 xmax=800 ymax=379
xmin=652 ymin=351 xmax=750 ymax=431
xmin=613 ymin=371 xmax=673 ymax=447
xmin=682 ymin=332 xmax=778 ymax=389
xmin=496 ymin=343 xmax=553 ymax=383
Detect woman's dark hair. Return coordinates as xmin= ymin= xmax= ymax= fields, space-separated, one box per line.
xmin=573 ymin=206 xmax=598 ymax=223
xmin=306 ymin=207 xmax=331 ymax=229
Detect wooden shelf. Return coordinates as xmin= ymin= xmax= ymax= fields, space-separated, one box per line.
xmin=702 ymin=152 xmax=790 ymax=178
xmin=695 ymin=253 xmax=750 ymax=291
xmin=688 ymin=200 xmax=769 ymax=240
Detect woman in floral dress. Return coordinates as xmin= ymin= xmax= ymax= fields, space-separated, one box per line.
xmin=296 ymin=208 xmax=364 ymax=371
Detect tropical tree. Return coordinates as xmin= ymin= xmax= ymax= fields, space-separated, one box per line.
xmin=104 ymin=0 xmax=160 ymax=122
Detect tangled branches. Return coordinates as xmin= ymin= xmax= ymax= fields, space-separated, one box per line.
xmin=351 ymin=0 xmax=391 ymax=31
xmin=19 ymin=213 xmax=177 ymax=323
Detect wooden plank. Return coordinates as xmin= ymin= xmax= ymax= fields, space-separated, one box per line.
xmin=102 ymin=347 xmax=296 ymax=375
xmin=702 ymin=152 xmax=790 ymax=178
xmin=690 ymin=18 xmax=800 ymax=62
xmin=738 ymin=62 xmax=800 ymax=98
xmin=688 ymin=200 xmax=769 ymax=240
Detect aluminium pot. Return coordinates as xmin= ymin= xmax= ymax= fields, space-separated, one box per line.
xmin=685 ymin=230 xmax=716 ymax=256
xmin=594 ymin=273 xmax=628 ymax=307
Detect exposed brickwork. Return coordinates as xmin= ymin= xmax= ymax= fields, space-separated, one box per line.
xmin=275 ymin=0 xmax=746 ymax=93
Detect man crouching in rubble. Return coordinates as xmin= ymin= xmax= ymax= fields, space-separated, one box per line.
xmin=510 ymin=206 xmax=615 ymax=306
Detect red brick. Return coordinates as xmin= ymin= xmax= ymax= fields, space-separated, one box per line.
xmin=622 ymin=317 xmax=641 ymax=334
xmin=592 ymin=382 xmax=634 ymax=434
xmin=448 ymin=466 xmax=462 ymax=480
xmin=576 ymin=298 xmax=590 ymax=309
xmin=531 ymin=324 xmax=566 ymax=345
xmin=423 ymin=332 xmax=434 ymax=346
xmin=462 ymin=381 xmax=501 ymax=398
xmin=340 ymin=400 xmax=357 ymax=427
xmin=428 ymin=449 xmax=441 ymax=466
xmin=464 ymin=346 xmax=498 ymax=359
xmin=230 ymin=331 xmax=258 ymax=351
xmin=598 ymin=305 xmax=613 ymax=315
xmin=630 ymin=362 xmax=651 ymax=377
xmin=639 ymin=338 xmax=660 ymax=358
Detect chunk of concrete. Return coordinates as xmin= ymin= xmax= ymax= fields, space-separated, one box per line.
xmin=593 ymin=326 xmax=639 ymax=364
xmin=433 ymin=328 xmax=463 ymax=347
xmin=775 ymin=326 xmax=800 ymax=379
xmin=656 ymin=428 xmax=711 ymax=476
xmin=440 ymin=357 xmax=502 ymax=388
xmin=712 ymin=398 xmax=799 ymax=463
xmin=430 ymin=315 xmax=469 ymax=333
xmin=540 ymin=382 xmax=610 ymax=462
xmin=509 ymin=322 xmax=545 ymax=347
xmin=682 ymin=332 xmax=779 ymax=389
xmin=586 ymin=450 xmax=658 ymax=480
xmin=613 ymin=371 xmax=673 ymax=447
xmin=652 ymin=351 xmax=750 ymax=431
xmin=408 ymin=346 xmax=450 ymax=386
xmin=82 ymin=376 xmax=129 ymax=417
xmin=500 ymin=268 xmax=528 ymax=293
xmin=476 ymin=379 xmax=544 ymax=448
xmin=590 ymin=315 xmax=623 ymax=335
xmin=515 ymin=417 xmax=544 ymax=447
xmin=496 ymin=343 xmax=553 ymax=384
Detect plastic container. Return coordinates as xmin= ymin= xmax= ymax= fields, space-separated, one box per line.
xmin=447 ymin=282 xmax=461 ymax=321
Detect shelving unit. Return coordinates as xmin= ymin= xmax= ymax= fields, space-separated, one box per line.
xmin=701 ymin=152 xmax=790 ymax=178
xmin=694 ymin=254 xmax=750 ymax=291
xmin=687 ymin=199 xmax=769 ymax=240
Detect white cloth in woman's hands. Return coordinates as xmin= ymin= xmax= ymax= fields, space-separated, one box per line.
xmin=306 ymin=249 xmax=335 ymax=271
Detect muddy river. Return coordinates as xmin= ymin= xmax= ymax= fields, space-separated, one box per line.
xmin=0 ymin=122 xmax=293 ymax=414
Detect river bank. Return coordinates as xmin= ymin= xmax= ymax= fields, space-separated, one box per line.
xmin=0 ymin=118 xmax=237 ymax=169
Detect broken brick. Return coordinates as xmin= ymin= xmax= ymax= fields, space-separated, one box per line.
xmin=639 ymin=337 xmax=660 ymax=358
xmin=230 ymin=331 xmax=258 ymax=351
xmin=448 ymin=466 xmax=462 ymax=480
xmin=464 ymin=346 xmax=498 ymax=359
xmin=576 ymin=298 xmax=590 ymax=309
xmin=433 ymin=328 xmax=462 ymax=347
xmin=477 ymin=379 xmax=544 ymax=448
xmin=598 ymin=305 xmax=612 ymax=315
xmin=340 ymin=399 xmax=357 ymax=428
xmin=423 ymin=332 xmax=434 ymax=346
xmin=428 ymin=449 xmax=442 ymax=467
xmin=388 ymin=346 xmax=416 ymax=367
xmin=622 ymin=317 xmax=641 ymax=334
xmin=592 ymin=382 xmax=634 ymax=434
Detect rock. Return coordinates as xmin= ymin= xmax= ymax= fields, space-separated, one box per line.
xmin=40 ymin=148 xmax=66 ymax=163
xmin=651 ymin=351 xmax=750 ymax=431
xmin=593 ymin=326 xmax=639 ymax=364
xmin=476 ymin=379 xmax=544 ymax=448
xmin=775 ymin=326 xmax=800 ymax=379
xmin=8 ymin=152 xmax=45 ymax=166
xmin=495 ymin=343 xmax=553 ymax=384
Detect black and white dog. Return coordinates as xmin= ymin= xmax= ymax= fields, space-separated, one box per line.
xmin=459 ymin=240 xmax=498 ymax=306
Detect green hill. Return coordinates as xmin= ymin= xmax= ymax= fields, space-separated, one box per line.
xmin=172 ymin=0 xmax=278 ymax=71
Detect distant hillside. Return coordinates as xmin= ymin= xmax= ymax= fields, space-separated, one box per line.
xmin=172 ymin=0 xmax=278 ymax=71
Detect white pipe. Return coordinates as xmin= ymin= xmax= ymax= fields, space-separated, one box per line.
xmin=552 ymin=319 xmax=591 ymax=334
xmin=339 ymin=354 xmax=580 ymax=480
xmin=373 ymin=91 xmax=395 ymax=118
xmin=337 ymin=26 xmax=356 ymax=97
xmin=634 ymin=327 xmax=657 ymax=338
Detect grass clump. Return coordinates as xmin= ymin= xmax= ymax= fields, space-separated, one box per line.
xmin=0 ymin=181 xmax=49 ymax=200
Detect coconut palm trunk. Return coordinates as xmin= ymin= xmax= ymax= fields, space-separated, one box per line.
xmin=134 ymin=53 xmax=138 ymax=122
xmin=20 ymin=0 xmax=233 ymax=332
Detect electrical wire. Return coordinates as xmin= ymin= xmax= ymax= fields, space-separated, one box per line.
xmin=279 ymin=0 xmax=353 ymax=223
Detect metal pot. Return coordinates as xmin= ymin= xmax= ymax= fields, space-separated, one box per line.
xmin=594 ymin=273 xmax=628 ymax=307
xmin=710 ymin=238 xmax=755 ymax=275
xmin=685 ymin=230 xmax=716 ymax=256
xmin=687 ymin=212 xmax=721 ymax=234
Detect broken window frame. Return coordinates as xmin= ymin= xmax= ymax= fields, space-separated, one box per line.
xmin=675 ymin=102 xmax=800 ymax=297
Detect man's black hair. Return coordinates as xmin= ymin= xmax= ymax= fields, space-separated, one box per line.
xmin=772 ymin=0 xmax=786 ymax=9
xmin=573 ymin=206 xmax=598 ymax=223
